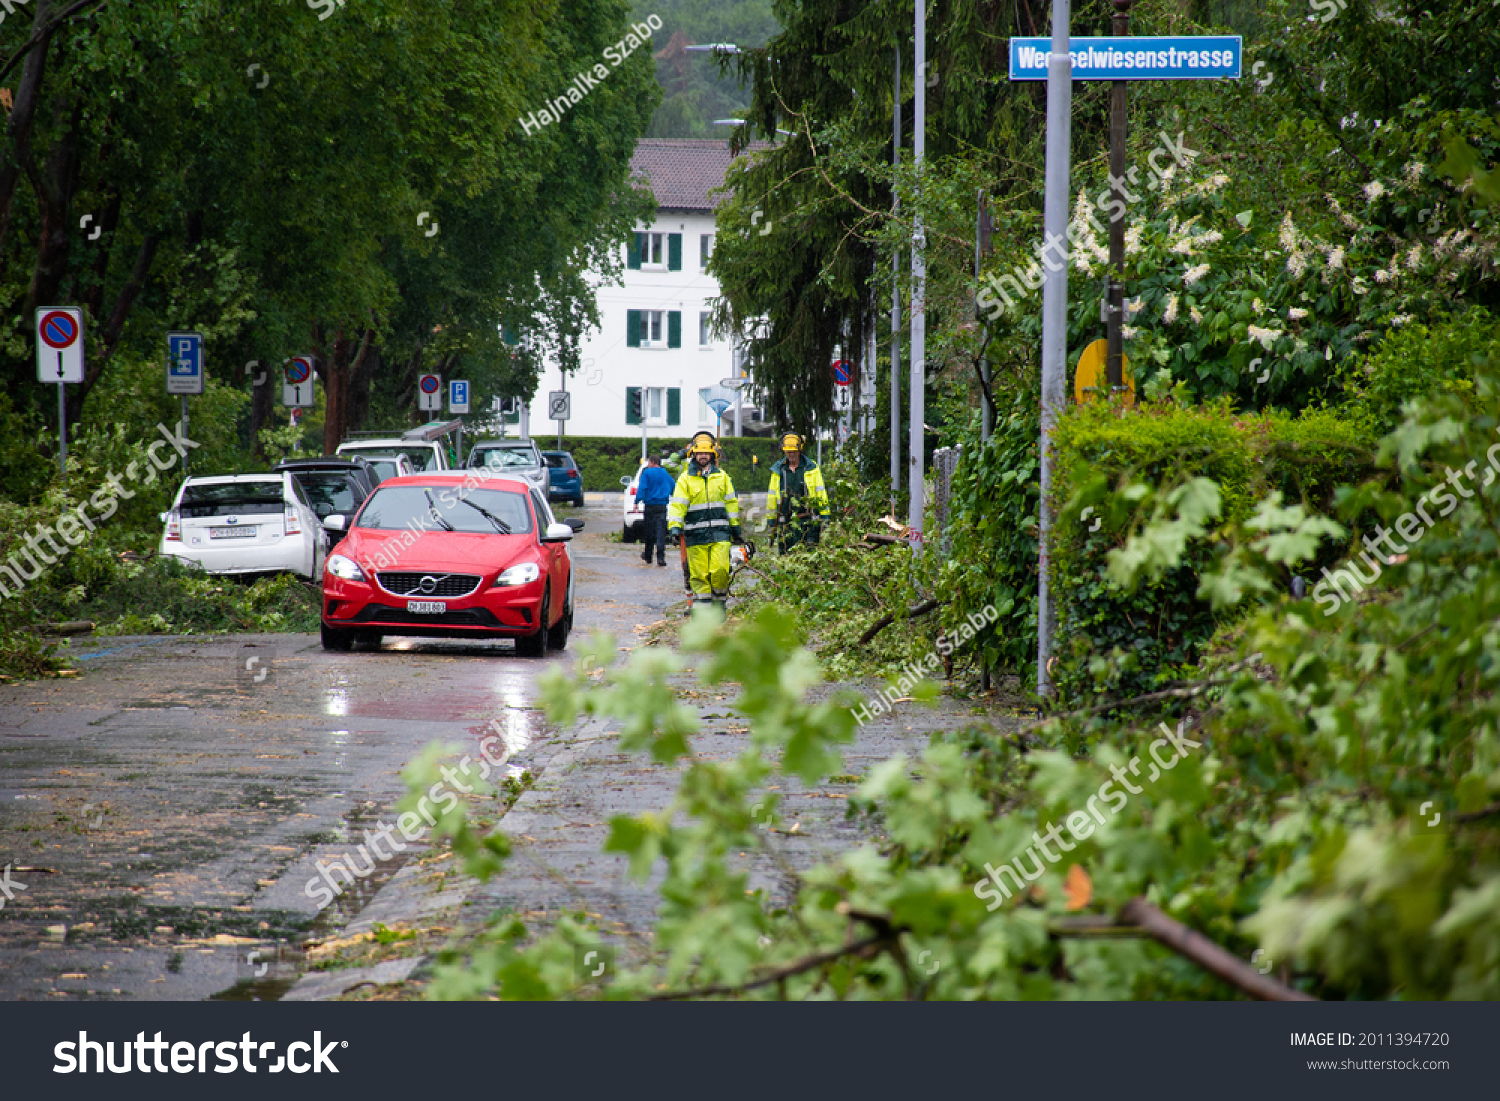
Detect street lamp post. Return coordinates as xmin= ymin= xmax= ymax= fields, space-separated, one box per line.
xmin=1037 ymin=0 xmax=1074 ymax=697
xmin=908 ymin=0 xmax=926 ymax=545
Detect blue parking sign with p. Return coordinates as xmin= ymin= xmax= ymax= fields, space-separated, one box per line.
xmin=449 ymin=379 xmax=470 ymax=413
xmin=166 ymin=331 xmax=204 ymax=395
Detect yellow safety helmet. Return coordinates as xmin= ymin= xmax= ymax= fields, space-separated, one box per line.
xmin=780 ymin=433 xmax=804 ymax=453
xmin=689 ymin=431 xmax=717 ymax=456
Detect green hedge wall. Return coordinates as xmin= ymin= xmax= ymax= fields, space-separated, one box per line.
xmin=515 ymin=435 xmax=787 ymax=494
xmin=1046 ymin=398 xmax=1378 ymax=698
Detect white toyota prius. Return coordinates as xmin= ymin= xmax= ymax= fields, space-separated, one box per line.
xmin=159 ymin=473 xmax=327 ymax=579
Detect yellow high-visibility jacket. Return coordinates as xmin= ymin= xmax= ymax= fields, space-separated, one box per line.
xmin=766 ymin=457 xmax=830 ymax=525
xmin=667 ymin=462 xmax=741 ymax=548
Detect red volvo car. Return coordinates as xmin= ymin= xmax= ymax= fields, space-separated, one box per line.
xmin=319 ymin=473 xmax=581 ymax=655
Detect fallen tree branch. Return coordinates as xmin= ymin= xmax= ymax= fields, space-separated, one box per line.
xmin=857 ymin=598 xmax=942 ymax=647
xmin=23 ymin=621 xmax=94 ymax=636
xmin=1048 ymin=915 xmax=1147 ymax=938
xmin=646 ymin=932 xmax=888 ymax=1000
xmin=861 ymin=533 xmax=901 ymax=545
xmin=1453 ymin=801 xmax=1500 ymax=824
xmin=1014 ymin=653 xmax=1265 ymax=737
xmin=1118 ymin=897 xmax=1315 ymax=1001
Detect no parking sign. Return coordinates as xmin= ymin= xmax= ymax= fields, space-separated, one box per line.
xmin=418 ymin=373 xmax=442 ymax=412
xmin=36 ymin=308 xmax=84 ymax=383
xmin=283 ymin=357 xmax=316 ymax=407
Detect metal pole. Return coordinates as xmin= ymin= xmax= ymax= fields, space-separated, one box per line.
xmin=977 ymin=189 xmax=993 ymax=440
xmin=890 ymin=42 xmax=902 ymax=515
xmin=1037 ymin=0 xmax=1073 ymax=697
xmin=1106 ymin=0 xmax=1131 ymax=392
xmin=558 ymin=366 xmax=566 ymax=451
xmin=908 ymin=2 xmax=925 ymax=543
xmin=57 ymin=384 xmax=67 ymax=475
xmin=181 ymin=394 xmax=189 ymax=477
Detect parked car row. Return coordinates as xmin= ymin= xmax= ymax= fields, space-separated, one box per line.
xmin=155 ymin=436 xmax=585 ymax=656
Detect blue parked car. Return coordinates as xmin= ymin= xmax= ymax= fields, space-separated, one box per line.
xmin=542 ymin=450 xmax=585 ymax=508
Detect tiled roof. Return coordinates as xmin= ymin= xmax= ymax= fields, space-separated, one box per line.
xmin=628 ymin=138 xmax=766 ymax=212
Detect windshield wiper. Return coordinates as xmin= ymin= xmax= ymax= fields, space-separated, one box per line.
xmin=423 ymin=489 xmax=456 ymax=531
xmin=454 ymin=496 xmax=512 ymax=534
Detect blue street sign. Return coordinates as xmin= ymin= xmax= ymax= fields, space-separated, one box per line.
xmin=166 ymin=331 xmax=204 ymax=395
xmin=449 ymin=379 xmax=470 ymax=413
xmin=1008 ymin=36 xmax=1241 ymax=81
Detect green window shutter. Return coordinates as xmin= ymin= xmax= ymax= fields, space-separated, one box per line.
xmin=667 ymin=233 xmax=682 ymax=271
xmin=667 ymin=311 xmax=681 ymax=348
xmin=627 ymin=233 xmax=643 ymax=270
xmin=667 ymin=387 xmax=681 ymax=426
xmin=626 ymin=310 xmax=641 ymax=347
xmin=626 ymin=387 xmax=642 ymax=426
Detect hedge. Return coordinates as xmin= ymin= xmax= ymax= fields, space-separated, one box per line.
xmin=1045 ymin=397 xmax=1379 ymax=698
xmin=489 ymin=434 xmax=789 ymax=494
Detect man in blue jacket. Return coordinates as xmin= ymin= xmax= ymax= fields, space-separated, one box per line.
xmin=636 ymin=454 xmax=675 ymax=567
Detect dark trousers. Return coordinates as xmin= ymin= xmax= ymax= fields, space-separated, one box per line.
xmin=642 ymin=504 xmax=668 ymax=563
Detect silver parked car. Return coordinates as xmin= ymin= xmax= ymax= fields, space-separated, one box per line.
xmin=466 ymin=439 xmax=549 ymax=497
xmin=159 ymin=473 xmax=327 ymax=580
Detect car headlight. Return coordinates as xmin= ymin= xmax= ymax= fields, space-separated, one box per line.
xmin=326 ymin=554 xmax=366 ymax=581
xmin=493 ymin=561 xmax=541 ymax=587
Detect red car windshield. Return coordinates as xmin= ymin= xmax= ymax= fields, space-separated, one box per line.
xmin=356 ymin=486 xmax=533 ymax=534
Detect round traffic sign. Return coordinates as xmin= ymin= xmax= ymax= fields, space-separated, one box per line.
xmin=285 ymin=357 xmax=312 ymax=384
xmin=40 ymin=310 xmax=79 ymax=350
xmin=832 ymin=359 xmax=852 ymax=386
xmin=419 ymin=374 xmax=441 ymax=394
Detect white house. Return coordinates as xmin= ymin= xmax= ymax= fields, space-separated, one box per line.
xmin=526 ymin=139 xmax=758 ymax=443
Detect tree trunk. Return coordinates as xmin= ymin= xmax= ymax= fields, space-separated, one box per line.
xmin=0 ymin=0 xmax=55 ymax=264
xmin=25 ymin=96 xmax=81 ymax=320
xmin=249 ymin=364 xmax=273 ymax=460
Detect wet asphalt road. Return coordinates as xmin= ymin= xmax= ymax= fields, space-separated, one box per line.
xmin=0 ymin=494 xmax=683 ymax=999
xmin=0 ymin=491 xmax=1003 ymax=1000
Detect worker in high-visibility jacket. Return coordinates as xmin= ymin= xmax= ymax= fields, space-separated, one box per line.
xmin=667 ymin=431 xmax=742 ymax=610
xmin=766 ymin=433 xmax=830 ymax=552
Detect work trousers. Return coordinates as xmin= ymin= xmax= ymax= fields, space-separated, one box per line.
xmin=641 ymin=504 xmax=668 ymax=564
xmin=686 ymin=541 xmax=732 ymax=605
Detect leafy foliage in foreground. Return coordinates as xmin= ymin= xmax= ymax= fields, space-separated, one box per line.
xmin=416 ymin=362 xmax=1500 ymax=1000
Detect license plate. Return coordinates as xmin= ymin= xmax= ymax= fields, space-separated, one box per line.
xmin=210 ymin=526 xmax=256 ymax=539
xmin=406 ymin=600 xmax=446 ymax=614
